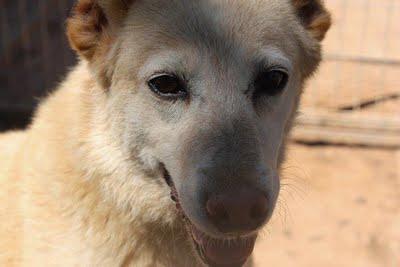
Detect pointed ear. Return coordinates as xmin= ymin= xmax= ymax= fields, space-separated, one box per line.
xmin=67 ymin=0 xmax=134 ymax=60
xmin=292 ymin=0 xmax=331 ymax=41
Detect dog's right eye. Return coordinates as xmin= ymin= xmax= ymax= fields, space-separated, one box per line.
xmin=148 ymin=74 xmax=187 ymax=99
xmin=253 ymin=69 xmax=288 ymax=97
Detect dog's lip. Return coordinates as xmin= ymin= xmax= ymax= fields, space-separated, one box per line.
xmin=161 ymin=165 xmax=257 ymax=267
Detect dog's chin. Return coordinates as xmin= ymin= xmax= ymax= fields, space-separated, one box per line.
xmin=162 ymin=166 xmax=257 ymax=267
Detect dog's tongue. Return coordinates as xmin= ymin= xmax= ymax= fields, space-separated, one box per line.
xmin=203 ymin=237 xmax=256 ymax=266
xmin=193 ymin=229 xmax=257 ymax=267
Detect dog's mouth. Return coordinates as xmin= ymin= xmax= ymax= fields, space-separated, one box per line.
xmin=162 ymin=166 xmax=257 ymax=267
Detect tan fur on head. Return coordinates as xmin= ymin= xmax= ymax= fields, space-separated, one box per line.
xmin=98 ymin=0 xmax=134 ymax=25
xmin=292 ymin=0 xmax=331 ymax=41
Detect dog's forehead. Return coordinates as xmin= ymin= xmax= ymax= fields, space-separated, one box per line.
xmin=125 ymin=0 xmax=298 ymax=58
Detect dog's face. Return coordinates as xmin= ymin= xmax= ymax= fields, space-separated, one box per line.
xmin=68 ymin=0 xmax=330 ymax=266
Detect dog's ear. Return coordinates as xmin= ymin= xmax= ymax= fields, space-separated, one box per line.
xmin=292 ymin=0 xmax=331 ymax=41
xmin=67 ymin=0 xmax=134 ymax=60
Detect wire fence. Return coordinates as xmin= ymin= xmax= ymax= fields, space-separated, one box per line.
xmin=301 ymin=0 xmax=400 ymax=117
xmin=293 ymin=0 xmax=400 ymax=148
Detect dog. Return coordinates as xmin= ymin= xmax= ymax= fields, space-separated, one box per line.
xmin=0 ymin=0 xmax=330 ymax=266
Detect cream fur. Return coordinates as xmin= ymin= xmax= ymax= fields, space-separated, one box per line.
xmin=0 ymin=64 xmax=197 ymax=266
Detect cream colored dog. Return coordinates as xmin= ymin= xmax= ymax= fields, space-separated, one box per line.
xmin=0 ymin=0 xmax=330 ymax=266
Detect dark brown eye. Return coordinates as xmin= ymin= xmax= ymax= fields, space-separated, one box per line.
xmin=148 ymin=74 xmax=187 ymax=98
xmin=253 ymin=69 xmax=288 ymax=97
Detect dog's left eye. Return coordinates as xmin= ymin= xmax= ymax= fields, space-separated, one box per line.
xmin=148 ymin=74 xmax=187 ymax=99
xmin=253 ymin=69 xmax=289 ymax=97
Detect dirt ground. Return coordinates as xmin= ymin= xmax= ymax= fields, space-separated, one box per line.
xmin=253 ymin=143 xmax=400 ymax=267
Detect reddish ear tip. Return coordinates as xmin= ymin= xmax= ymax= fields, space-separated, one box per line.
xmin=293 ymin=0 xmax=332 ymax=41
xmin=67 ymin=1 xmax=108 ymax=60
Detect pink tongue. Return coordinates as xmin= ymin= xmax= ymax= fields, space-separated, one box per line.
xmin=202 ymin=236 xmax=257 ymax=266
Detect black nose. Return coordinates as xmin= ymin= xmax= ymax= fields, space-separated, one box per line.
xmin=206 ymin=187 xmax=269 ymax=234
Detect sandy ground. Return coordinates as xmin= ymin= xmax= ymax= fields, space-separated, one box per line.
xmin=253 ymin=143 xmax=400 ymax=267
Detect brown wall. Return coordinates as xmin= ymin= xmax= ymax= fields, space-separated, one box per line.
xmin=0 ymin=0 xmax=76 ymax=130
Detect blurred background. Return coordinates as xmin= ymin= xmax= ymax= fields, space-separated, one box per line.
xmin=0 ymin=0 xmax=75 ymax=130
xmin=0 ymin=0 xmax=399 ymax=266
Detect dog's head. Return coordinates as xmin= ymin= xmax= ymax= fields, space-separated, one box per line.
xmin=68 ymin=0 xmax=330 ymax=266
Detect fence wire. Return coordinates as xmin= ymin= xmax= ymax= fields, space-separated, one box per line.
xmin=302 ymin=0 xmax=400 ymax=117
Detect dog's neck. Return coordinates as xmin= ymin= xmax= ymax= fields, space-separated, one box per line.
xmin=29 ymin=62 xmax=198 ymax=266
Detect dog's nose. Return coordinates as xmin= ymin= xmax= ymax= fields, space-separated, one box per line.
xmin=206 ymin=188 xmax=269 ymax=234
